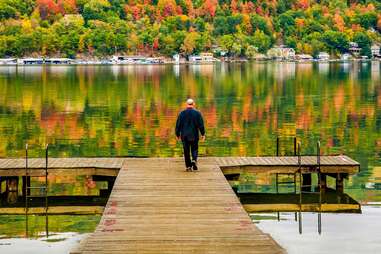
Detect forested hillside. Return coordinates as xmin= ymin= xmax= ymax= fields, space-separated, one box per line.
xmin=0 ymin=0 xmax=380 ymax=58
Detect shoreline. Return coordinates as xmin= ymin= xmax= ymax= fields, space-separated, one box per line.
xmin=0 ymin=59 xmax=379 ymax=67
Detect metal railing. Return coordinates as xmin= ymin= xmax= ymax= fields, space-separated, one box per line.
xmin=25 ymin=144 xmax=49 ymax=238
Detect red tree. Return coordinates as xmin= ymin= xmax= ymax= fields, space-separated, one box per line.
xmin=36 ymin=0 xmax=59 ymax=20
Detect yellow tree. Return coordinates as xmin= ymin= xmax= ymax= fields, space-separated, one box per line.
xmin=181 ymin=32 xmax=199 ymax=55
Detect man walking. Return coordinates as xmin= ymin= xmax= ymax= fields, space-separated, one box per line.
xmin=175 ymin=99 xmax=205 ymax=171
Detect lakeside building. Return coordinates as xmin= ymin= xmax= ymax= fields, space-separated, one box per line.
xmin=45 ymin=58 xmax=73 ymax=64
xmin=341 ymin=53 xmax=352 ymax=61
xmin=371 ymin=44 xmax=380 ymax=58
xmin=111 ymin=55 xmax=164 ymax=64
xmin=295 ymin=54 xmax=313 ymax=62
xmin=189 ymin=53 xmax=218 ymax=63
xmin=112 ymin=55 xmax=147 ymax=64
xmin=0 ymin=58 xmax=17 ymax=65
xmin=349 ymin=42 xmax=361 ymax=56
xmin=173 ymin=54 xmax=180 ymax=64
xmin=17 ymin=58 xmax=44 ymax=65
xmin=317 ymin=52 xmax=330 ymax=61
xmin=267 ymin=45 xmax=296 ymax=60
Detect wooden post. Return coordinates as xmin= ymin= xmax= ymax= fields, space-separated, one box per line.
xmin=336 ymin=173 xmax=344 ymax=193
xmin=276 ymin=137 xmax=279 ymax=156
xmin=22 ymin=176 xmax=27 ymax=197
xmin=302 ymin=174 xmax=312 ymax=192
xmin=320 ymin=173 xmax=327 ymax=192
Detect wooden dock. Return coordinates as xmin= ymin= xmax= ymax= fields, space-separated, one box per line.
xmin=216 ymin=155 xmax=360 ymax=174
xmin=0 ymin=155 xmax=360 ymax=253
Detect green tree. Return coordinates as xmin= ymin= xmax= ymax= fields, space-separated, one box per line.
xmin=219 ymin=34 xmax=235 ymax=55
xmin=83 ymin=0 xmax=111 ymax=21
xmin=322 ymin=30 xmax=349 ymax=54
xmin=251 ymin=30 xmax=272 ymax=53
xmin=353 ymin=32 xmax=372 ymax=57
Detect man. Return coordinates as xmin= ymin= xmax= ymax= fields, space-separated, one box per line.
xmin=175 ymin=98 xmax=205 ymax=171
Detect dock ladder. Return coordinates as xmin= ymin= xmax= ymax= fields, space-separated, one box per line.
xmin=25 ymin=144 xmax=49 ymax=238
xmin=275 ymin=137 xmax=298 ymax=221
xmin=297 ymin=141 xmax=323 ymax=234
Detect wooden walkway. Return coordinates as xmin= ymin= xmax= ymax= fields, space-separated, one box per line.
xmin=0 ymin=155 xmax=361 ymax=253
xmin=73 ymin=157 xmax=284 ymax=254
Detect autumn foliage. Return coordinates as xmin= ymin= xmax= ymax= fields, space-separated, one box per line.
xmin=0 ymin=0 xmax=380 ymax=57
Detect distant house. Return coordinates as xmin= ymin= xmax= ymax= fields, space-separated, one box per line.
xmin=44 ymin=58 xmax=73 ymax=64
xmin=295 ymin=54 xmax=313 ymax=61
xmin=317 ymin=52 xmax=330 ymax=61
xmin=17 ymin=58 xmax=44 ymax=65
xmin=189 ymin=53 xmax=217 ymax=63
xmin=349 ymin=42 xmax=361 ymax=56
xmin=112 ymin=55 xmax=147 ymax=64
xmin=173 ymin=54 xmax=180 ymax=63
xmin=267 ymin=45 xmax=295 ymax=60
xmin=341 ymin=53 xmax=352 ymax=61
xmin=371 ymin=44 xmax=380 ymax=58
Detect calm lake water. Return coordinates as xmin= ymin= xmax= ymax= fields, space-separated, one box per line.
xmin=0 ymin=62 xmax=380 ymax=253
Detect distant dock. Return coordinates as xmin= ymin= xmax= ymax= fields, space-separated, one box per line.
xmin=0 ymin=155 xmax=360 ymax=253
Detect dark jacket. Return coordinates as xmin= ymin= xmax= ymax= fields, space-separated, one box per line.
xmin=175 ymin=108 xmax=205 ymax=141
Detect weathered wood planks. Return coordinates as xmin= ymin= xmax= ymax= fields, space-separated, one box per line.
xmin=72 ymin=158 xmax=285 ymax=254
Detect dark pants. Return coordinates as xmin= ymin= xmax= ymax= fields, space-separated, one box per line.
xmin=182 ymin=138 xmax=199 ymax=168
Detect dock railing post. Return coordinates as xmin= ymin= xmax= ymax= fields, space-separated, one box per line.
xmin=317 ymin=141 xmax=322 ymax=235
xmin=298 ymin=142 xmax=302 ymax=234
xmin=276 ymin=136 xmax=280 ymax=221
xmin=276 ymin=136 xmax=279 ymax=157
xmin=45 ymin=144 xmax=49 ymax=238
xmin=25 ymin=143 xmax=28 ymax=238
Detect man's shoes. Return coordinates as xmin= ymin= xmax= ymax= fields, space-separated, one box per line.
xmin=191 ymin=160 xmax=198 ymax=171
xmin=186 ymin=167 xmax=192 ymax=172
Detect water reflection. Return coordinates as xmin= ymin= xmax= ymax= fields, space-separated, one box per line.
xmin=239 ymin=191 xmax=361 ymax=214
xmin=0 ymin=62 xmax=379 ymax=201
xmin=0 ymin=173 xmax=115 ymax=239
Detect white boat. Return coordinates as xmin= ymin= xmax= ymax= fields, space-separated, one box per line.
xmin=17 ymin=58 xmax=44 ymax=65
xmin=0 ymin=58 xmax=17 ymax=65
xmin=44 ymin=58 xmax=73 ymax=65
xmin=112 ymin=55 xmax=147 ymax=64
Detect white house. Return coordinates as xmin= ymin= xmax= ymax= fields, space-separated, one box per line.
xmin=371 ymin=44 xmax=380 ymax=58
xmin=173 ymin=54 xmax=180 ymax=63
xmin=317 ymin=52 xmax=330 ymax=61
xmin=112 ymin=55 xmax=147 ymax=64
xmin=349 ymin=42 xmax=361 ymax=56
xmin=189 ymin=53 xmax=217 ymax=63
xmin=341 ymin=53 xmax=352 ymax=61
xmin=267 ymin=46 xmax=295 ymax=60
xmin=295 ymin=54 xmax=313 ymax=61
